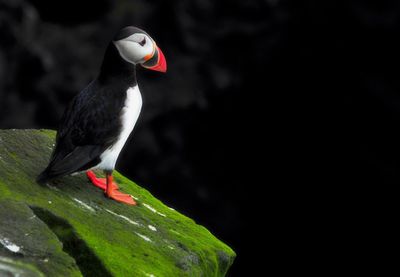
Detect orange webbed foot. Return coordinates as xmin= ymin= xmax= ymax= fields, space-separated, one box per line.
xmin=86 ymin=170 xmax=119 ymax=191
xmin=87 ymin=170 xmax=136 ymax=206
xmin=106 ymin=189 xmax=137 ymax=206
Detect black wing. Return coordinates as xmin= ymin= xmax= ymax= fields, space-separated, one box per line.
xmin=38 ymin=80 xmax=126 ymax=182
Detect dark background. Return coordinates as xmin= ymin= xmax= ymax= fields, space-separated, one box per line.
xmin=1 ymin=0 xmax=399 ymax=275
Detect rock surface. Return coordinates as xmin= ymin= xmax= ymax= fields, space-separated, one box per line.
xmin=0 ymin=129 xmax=235 ymax=276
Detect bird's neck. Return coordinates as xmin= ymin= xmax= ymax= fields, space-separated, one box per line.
xmin=98 ymin=44 xmax=137 ymax=86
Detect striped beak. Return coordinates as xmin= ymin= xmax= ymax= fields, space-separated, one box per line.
xmin=142 ymin=45 xmax=167 ymax=73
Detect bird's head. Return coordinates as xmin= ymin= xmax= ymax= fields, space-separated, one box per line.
xmin=113 ymin=26 xmax=167 ymax=73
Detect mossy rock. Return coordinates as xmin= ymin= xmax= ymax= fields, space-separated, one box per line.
xmin=0 ymin=129 xmax=235 ymax=276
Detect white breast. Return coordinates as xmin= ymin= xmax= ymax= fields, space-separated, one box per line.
xmin=96 ymin=85 xmax=142 ymax=171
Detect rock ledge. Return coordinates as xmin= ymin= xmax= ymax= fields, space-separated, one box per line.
xmin=0 ymin=129 xmax=235 ymax=276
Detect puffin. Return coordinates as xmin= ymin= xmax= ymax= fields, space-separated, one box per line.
xmin=37 ymin=26 xmax=167 ymax=205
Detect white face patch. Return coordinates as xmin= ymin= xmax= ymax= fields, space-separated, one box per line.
xmin=113 ymin=33 xmax=154 ymax=64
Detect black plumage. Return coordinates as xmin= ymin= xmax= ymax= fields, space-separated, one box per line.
xmin=37 ymin=43 xmax=137 ymax=183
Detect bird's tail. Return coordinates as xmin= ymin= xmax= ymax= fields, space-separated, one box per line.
xmin=36 ymin=169 xmax=52 ymax=184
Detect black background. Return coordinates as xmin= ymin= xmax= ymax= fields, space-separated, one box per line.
xmin=1 ymin=0 xmax=399 ymax=275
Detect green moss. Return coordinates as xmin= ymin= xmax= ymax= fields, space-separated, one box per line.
xmin=0 ymin=257 xmax=44 ymax=277
xmin=38 ymin=129 xmax=57 ymax=139
xmin=0 ymin=129 xmax=235 ymax=276
xmin=0 ymin=200 xmax=82 ymax=277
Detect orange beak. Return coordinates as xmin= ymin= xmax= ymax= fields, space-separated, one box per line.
xmin=142 ymin=46 xmax=167 ymax=73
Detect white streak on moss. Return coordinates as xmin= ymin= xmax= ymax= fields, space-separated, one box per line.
xmin=170 ymin=229 xmax=182 ymax=236
xmin=135 ymin=232 xmax=152 ymax=242
xmin=143 ymin=203 xmax=166 ymax=217
xmin=46 ymin=184 xmax=60 ymax=191
xmin=105 ymin=209 xmax=140 ymax=226
xmin=0 ymin=237 xmax=21 ymax=253
xmin=143 ymin=203 xmax=156 ymax=212
xmin=163 ymin=240 xmax=175 ymax=250
xmin=73 ymin=198 xmax=95 ymax=212
xmin=148 ymin=225 xmax=157 ymax=231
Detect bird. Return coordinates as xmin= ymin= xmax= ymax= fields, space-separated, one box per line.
xmin=37 ymin=26 xmax=167 ymax=205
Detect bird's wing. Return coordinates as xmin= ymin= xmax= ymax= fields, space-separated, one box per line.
xmin=43 ymin=81 xmax=125 ymax=178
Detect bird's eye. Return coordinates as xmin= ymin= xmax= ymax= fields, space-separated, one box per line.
xmin=139 ymin=37 xmax=146 ymax=46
